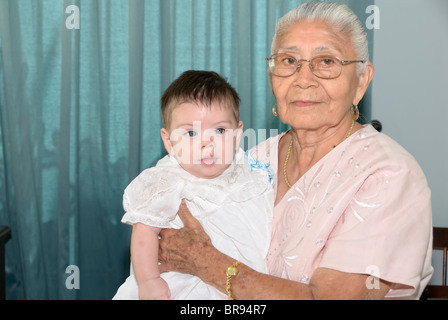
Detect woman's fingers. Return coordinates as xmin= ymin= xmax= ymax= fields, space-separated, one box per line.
xmin=158 ymin=199 xmax=212 ymax=275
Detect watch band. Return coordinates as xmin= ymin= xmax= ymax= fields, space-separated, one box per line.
xmin=226 ymin=261 xmax=241 ymax=300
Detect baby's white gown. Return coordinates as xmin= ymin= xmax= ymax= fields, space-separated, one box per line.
xmin=113 ymin=149 xmax=274 ymax=300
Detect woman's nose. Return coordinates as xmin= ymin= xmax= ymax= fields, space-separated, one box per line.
xmin=293 ymin=63 xmax=318 ymax=88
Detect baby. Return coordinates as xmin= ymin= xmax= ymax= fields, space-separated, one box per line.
xmin=113 ymin=70 xmax=273 ymax=300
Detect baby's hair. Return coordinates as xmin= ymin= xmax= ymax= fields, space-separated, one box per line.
xmin=161 ymin=70 xmax=240 ymax=129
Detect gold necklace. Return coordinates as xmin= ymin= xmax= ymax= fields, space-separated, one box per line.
xmin=283 ymin=139 xmax=294 ymax=188
xmin=283 ymin=119 xmax=355 ymax=188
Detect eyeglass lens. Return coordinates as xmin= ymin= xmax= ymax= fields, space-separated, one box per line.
xmin=269 ymin=54 xmax=342 ymax=79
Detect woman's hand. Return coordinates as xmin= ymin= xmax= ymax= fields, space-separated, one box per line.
xmin=158 ymin=200 xmax=214 ymax=276
xmin=158 ymin=201 xmax=391 ymax=300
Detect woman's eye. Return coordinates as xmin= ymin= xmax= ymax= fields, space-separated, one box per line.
xmin=282 ymin=57 xmax=296 ymax=65
xmin=316 ymin=57 xmax=336 ymax=67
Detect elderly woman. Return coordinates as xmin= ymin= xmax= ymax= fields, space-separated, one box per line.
xmin=159 ymin=1 xmax=433 ymax=299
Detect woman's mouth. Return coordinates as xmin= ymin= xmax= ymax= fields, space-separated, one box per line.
xmin=292 ymin=100 xmax=320 ymax=107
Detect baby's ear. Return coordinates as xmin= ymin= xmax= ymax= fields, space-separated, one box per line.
xmin=160 ymin=128 xmax=173 ymax=154
xmin=234 ymin=121 xmax=244 ymax=150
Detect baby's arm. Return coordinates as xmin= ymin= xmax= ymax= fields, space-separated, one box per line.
xmin=131 ymin=223 xmax=171 ymax=300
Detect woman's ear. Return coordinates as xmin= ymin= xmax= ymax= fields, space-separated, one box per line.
xmin=160 ymin=128 xmax=173 ymax=155
xmin=354 ymin=62 xmax=375 ymax=105
xmin=267 ymin=67 xmax=275 ymax=95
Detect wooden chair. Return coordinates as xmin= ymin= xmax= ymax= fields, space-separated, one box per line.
xmin=422 ymin=227 xmax=448 ymax=299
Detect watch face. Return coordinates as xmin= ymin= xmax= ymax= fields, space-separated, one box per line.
xmin=228 ymin=266 xmax=238 ymax=276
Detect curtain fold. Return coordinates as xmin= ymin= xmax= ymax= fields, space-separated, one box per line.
xmin=0 ymin=0 xmax=372 ymax=299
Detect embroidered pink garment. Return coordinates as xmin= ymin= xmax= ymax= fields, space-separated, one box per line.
xmin=249 ymin=125 xmax=433 ymax=299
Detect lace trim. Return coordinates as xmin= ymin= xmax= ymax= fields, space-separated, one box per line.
xmin=121 ymin=210 xmax=178 ymax=228
xmin=121 ymin=148 xmax=272 ymax=226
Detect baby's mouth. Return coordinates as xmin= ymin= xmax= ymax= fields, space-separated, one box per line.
xmin=201 ymin=157 xmax=216 ymax=166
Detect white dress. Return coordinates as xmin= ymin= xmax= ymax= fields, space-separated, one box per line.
xmin=113 ymin=148 xmax=274 ymax=300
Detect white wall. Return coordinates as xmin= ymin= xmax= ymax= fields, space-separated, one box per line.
xmin=371 ymin=0 xmax=448 ymax=285
xmin=371 ymin=0 xmax=448 ymax=227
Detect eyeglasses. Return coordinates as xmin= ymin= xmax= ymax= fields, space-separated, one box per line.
xmin=266 ymin=53 xmax=365 ymax=79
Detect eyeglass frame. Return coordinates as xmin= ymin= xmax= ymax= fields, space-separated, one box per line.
xmin=265 ymin=53 xmax=366 ymax=79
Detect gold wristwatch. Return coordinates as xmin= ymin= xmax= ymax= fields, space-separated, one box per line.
xmin=226 ymin=261 xmax=241 ymax=300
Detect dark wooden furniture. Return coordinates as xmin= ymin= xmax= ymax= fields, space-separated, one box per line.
xmin=422 ymin=227 xmax=448 ymax=299
xmin=0 ymin=226 xmax=11 ymax=300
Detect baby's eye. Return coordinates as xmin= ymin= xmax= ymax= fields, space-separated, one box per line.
xmin=215 ymin=128 xmax=226 ymax=134
xmin=186 ymin=130 xmax=197 ymax=137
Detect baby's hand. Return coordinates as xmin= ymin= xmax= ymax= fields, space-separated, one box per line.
xmin=138 ymin=277 xmax=171 ymax=300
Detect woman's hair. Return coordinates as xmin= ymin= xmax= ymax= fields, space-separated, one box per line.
xmin=271 ymin=1 xmax=369 ymax=75
xmin=161 ymin=70 xmax=240 ymax=129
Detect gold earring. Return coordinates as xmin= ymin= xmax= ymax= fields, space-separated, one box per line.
xmin=352 ymin=105 xmax=360 ymax=121
xmin=272 ymin=104 xmax=279 ymax=118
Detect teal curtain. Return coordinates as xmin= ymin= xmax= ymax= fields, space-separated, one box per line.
xmin=0 ymin=0 xmax=372 ymax=299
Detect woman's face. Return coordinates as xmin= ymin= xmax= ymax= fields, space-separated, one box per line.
xmin=270 ymin=19 xmax=373 ymax=132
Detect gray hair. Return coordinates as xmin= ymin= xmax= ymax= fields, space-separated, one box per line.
xmin=271 ymin=1 xmax=369 ymax=75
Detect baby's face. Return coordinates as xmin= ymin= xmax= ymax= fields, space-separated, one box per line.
xmin=161 ymin=102 xmax=243 ymax=179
